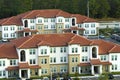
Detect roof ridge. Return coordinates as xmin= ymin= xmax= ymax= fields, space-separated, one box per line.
xmin=22 ymin=10 xmax=36 ymax=19
xmin=109 ymin=45 xmax=116 ymax=53
xmin=2 ymin=16 xmax=14 ymax=24
xmin=18 ymin=35 xmax=34 ymax=48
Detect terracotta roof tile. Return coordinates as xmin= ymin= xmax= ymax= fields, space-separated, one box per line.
xmin=101 ymin=61 xmax=112 ymax=65
xmin=10 ymin=33 xmax=92 ymax=48
xmin=90 ymin=59 xmax=101 ymax=65
xmin=78 ymin=63 xmax=91 ymax=66
xmin=0 ymin=9 xmax=97 ymax=26
xmin=91 ymin=40 xmax=115 ymax=55
xmin=29 ymin=65 xmax=41 ymax=69
xmin=0 ymin=43 xmax=18 ymax=59
xmin=68 ymin=35 xmax=92 ymax=45
xmin=109 ymin=45 xmax=120 ymax=53
xmin=19 ymin=62 xmax=29 ymax=69
xmin=6 ymin=66 xmax=19 ymax=70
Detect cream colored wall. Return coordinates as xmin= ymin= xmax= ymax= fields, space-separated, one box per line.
xmin=68 ymin=54 xmax=80 ymax=74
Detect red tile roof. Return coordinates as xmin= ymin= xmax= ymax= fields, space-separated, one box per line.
xmin=11 ymin=33 xmax=92 ymax=48
xmin=78 ymin=63 xmax=91 ymax=66
xmin=0 ymin=9 xmax=97 ymax=26
xmin=29 ymin=65 xmax=41 ymax=69
xmin=0 ymin=43 xmax=18 ymax=59
xmin=91 ymin=40 xmax=115 ymax=55
xmin=90 ymin=59 xmax=101 ymax=65
xmin=19 ymin=62 xmax=29 ymax=69
xmin=109 ymin=45 xmax=120 ymax=53
xmin=6 ymin=66 xmax=19 ymax=70
xmin=101 ymin=61 xmax=112 ymax=65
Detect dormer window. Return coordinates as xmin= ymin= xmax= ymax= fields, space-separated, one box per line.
xmin=92 ymin=47 xmax=97 ymax=58
xmin=20 ymin=50 xmax=26 ymax=62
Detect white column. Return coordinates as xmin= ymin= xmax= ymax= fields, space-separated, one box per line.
xmin=38 ymin=69 xmax=41 ymax=76
xmin=91 ymin=65 xmax=94 ymax=75
xmin=99 ymin=65 xmax=102 ymax=74
xmin=19 ymin=69 xmax=21 ymax=78
xmin=6 ymin=71 xmax=8 ymax=78
xmin=28 ymin=69 xmax=30 ymax=78
xmin=78 ymin=67 xmax=81 ymax=74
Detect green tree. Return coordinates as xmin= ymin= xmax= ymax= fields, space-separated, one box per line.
xmin=96 ymin=0 xmax=110 ymax=18
xmin=89 ymin=0 xmax=100 ymax=18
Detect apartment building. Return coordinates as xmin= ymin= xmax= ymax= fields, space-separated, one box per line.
xmin=0 ymin=9 xmax=98 ymax=40
xmin=0 ymin=33 xmax=120 ymax=79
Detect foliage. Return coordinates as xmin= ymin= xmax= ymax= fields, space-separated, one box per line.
xmin=0 ymin=0 xmax=120 ymax=19
xmin=99 ymin=28 xmax=113 ymax=36
xmin=98 ymin=73 xmax=109 ymax=80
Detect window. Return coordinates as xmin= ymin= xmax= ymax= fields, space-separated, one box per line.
xmin=101 ymin=55 xmax=107 ymax=61
xmin=112 ymin=64 xmax=117 ymax=70
xmin=50 ymin=57 xmax=56 ymax=63
xmin=85 ymin=30 xmax=89 ymax=34
xmin=20 ymin=50 xmax=26 ymax=62
xmin=30 ymin=59 xmax=36 ymax=64
xmin=72 ymin=67 xmax=78 ymax=72
xmin=78 ymin=24 xmax=82 ymax=28
xmin=92 ymin=47 xmax=97 ymax=58
xmin=91 ymin=24 xmax=95 ymax=27
xmin=85 ymin=24 xmax=89 ymax=28
xmin=3 ymin=61 xmax=5 ymax=66
xmin=18 ymin=26 xmax=23 ymax=30
xmin=44 ymin=18 xmax=48 ymax=22
xmin=65 ymin=18 xmax=69 ymax=22
xmin=4 ymin=27 xmax=8 ymax=31
xmin=111 ymin=55 xmax=117 ymax=61
xmin=50 ymin=47 xmax=56 ymax=53
xmin=58 ymin=25 xmax=62 ymax=29
xmin=41 ymin=69 xmax=48 ymax=74
xmin=30 ymin=26 xmax=35 ymax=30
xmin=0 ymin=71 xmax=1 ymax=76
xmin=4 ymin=33 xmax=8 ymax=37
xmin=41 ymin=49 xmax=47 ymax=54
xmin=41 ymin=59 xmax=47 ymax=64
xmin=72 ymin=48 xmax=78 ymax=53
xmin=91 ymin=30 xmax=95 ymax=34
xmin=38 ymin=25 xmax=42 ymax=30
xmin=65 ymin=24 xmax=70 ymax=28
xmin=30 ymin=19 xmax=35 ymax=23
xmin=44 ymin=25 xmax=48 ymax=29
xmin=72 ymin=18 xmax=75 ymax=26
xmin=60 ymin=66 xmax=67 ymax=72
xmin=51 ymin=67 xmax=57 ymax=73
xmin=10 ymin=27 xmax=15 ymax=31
xmin=82 ymin=56 xmax=88 ymax=62
xmin=0 ymin=61 xmax=1 ymax=66
xmin=38 ymin=19 xmax=42 ymax=23
xmin=60 ymin=47 xmax=66 ymax=53
xmin=51 ymin=18 xmax=55 ymax=22
xmin=11 ymin=33 xmax=15 ymax=38
xmin=29 ymin=49 xmax=36 ymax=55
xmin=82 ymin=46 xmax=88 ymax=52
xmin=60 ymin=57 xmax=66 ymax=62
xmin=3 ymin=71 xmax=5 ymax=76
xmin=72 ymin=57 xmax=78 ymax=62
xmin=58 ymin=18 xmax=62 ymax=22
xmin=24 ymin=20 xmax=28 ymax=27
xmin=51 ymin=25 xmax=56 ymax=29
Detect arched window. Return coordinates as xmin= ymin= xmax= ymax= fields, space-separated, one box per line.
xmin=72 ymin=18 xmax=75 ymax=26
xmin=20 ymin=50 xmax=26 ymax=61
xmin=92 ymin=47 xmax=97 ymax=58
xmin=24 ymin=20 xmax=28 ymax=27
